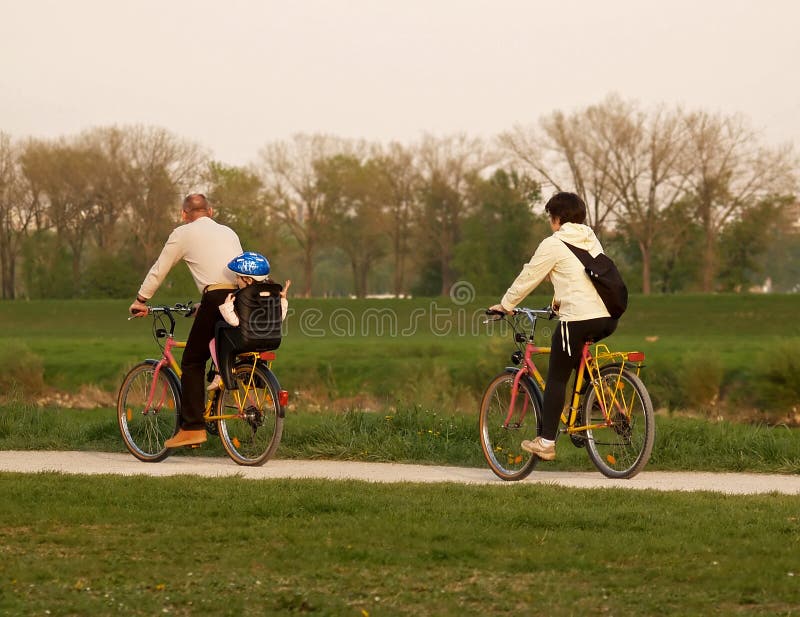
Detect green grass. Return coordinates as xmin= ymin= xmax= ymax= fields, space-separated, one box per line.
xmin=1 ymin=296 xmax=799 ymax=615
xmin=0 ymin=473 xmax=798 ymax=616
xmin=1 ymin=402 xmax=798 ymax=474
xmin=1 ymin=294 xmax=798 ymax=418
xmin=0 ymin=296 xmax=800 ymax=617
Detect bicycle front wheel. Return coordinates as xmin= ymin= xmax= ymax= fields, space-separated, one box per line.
xmin=117 ymin=362 xmax=180 ymax=462
xmin=479 ymin=371 xmax=543 ymax=481
xmin=583 ymin=366 xmax=655 ymax=479
xmin=217 ymin=362 xmax=283 ymax=466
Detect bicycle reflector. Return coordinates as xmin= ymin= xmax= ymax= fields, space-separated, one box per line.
xmin=259 ymin=351 xmax=276 ymax=361
xmin=279 ymin=390 xmax=289 ymax=407
xmin=627 ymin=352 xmax=645 ymax=362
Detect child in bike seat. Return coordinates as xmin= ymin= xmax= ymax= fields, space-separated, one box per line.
xmin=208 ymin=251 xmax=290 ymax=390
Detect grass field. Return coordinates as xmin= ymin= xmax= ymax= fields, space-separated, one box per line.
xmin=1 ymin=295 xmax=799 ymax=616
xmin=1 ymin=294 xmax=799 ymax=418
xmin=1 ymin=401 xmax=798 ymax=474
xmin=0 ymin=473 xmax=798 ymax=616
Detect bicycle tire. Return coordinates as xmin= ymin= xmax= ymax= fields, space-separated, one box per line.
xmin=117 ymin=361 xmax=180 ymax=462
xmin=479 ymin=370 xmax=543 ymax=481
xmin=217 ymin=361 xmax=284 ymax=466
xmin=583 ymin=366 xmax=655 ymax=479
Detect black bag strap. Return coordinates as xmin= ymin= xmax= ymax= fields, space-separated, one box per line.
xmin=560 ymin=240 xmax=594 ymax=267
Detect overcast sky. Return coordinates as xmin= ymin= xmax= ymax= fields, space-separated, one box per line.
xmin=1 ymin=0 xmax=798 ymax=166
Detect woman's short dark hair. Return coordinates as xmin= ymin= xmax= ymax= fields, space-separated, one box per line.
xmin=544 ymin=192 xmax=586 ymax=225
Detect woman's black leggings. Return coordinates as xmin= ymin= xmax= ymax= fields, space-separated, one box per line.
xmin=540 ymin=317 xmax=618 ymax=440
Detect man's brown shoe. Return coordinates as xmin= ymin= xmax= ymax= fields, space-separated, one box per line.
xmin=164 ymin=429 xmax=207 ymax=448
xmin=521 ymin=436 xmax=556 ymax=460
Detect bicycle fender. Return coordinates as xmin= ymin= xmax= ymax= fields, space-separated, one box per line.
xmin=261 ymin=363 xmax=286 ymax=419
xmin=503 ymin=367 xmax=544 ymax=408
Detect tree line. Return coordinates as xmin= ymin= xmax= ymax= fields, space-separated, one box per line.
xmin=0 ymin=95 xmax=797 ymax=300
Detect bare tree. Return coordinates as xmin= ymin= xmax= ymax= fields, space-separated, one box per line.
xmin=0 ymin=133 xmax=39 ymax=299
xmin=583 ymin=97 xmax=689 ymax=293
xmin=416 ymin=134 xmax=492 ymax=295
xmin=500 ymin=110 xmax=618 ymax=234
xmin=76 ymin=126 xmax=133 ymax=252
xmin=18 ymin=138 xmax=106 ymax=285
xmin=258 ymin=134 xmax=355 ymax=296
xmin=373 ymin=142 xmax=419 ymax=296
xmin=681 ymin=111 xmax=797 ymax=291
xmin=120 ymin=125 xmax=208 ymax=263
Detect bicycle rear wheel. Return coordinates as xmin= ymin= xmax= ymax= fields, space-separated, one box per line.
xmin=583 ymin=366 xmax=654 ymax=479
xmin=117 ymin=362 xmax=180 ymax=462
xmin=217 ymin=361 xmax=283 ymax=466
xmin=479 ymin=371 xmax=543 ymax=481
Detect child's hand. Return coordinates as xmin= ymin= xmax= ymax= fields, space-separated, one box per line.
xmin=281 ymin=279 xmax=291 ymax=298
xmin=219 ymin=293 xmax=239 ymax=326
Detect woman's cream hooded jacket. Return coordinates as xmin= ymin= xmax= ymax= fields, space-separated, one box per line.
xmin=500 ymin=222 xmax=610 ymax=322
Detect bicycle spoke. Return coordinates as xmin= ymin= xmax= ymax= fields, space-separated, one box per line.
xmin=479 ymin=373 xmax=542 ymax=481
xmin=117 ymin=363 xmax=179 ymax=463
xmin=584 ymin=367 xmax=654 ymax=479
xmin=218 ymin=362 xmax=283 ymax=466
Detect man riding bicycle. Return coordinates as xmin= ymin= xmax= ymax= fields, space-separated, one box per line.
xmin=129 ymin=193 xmax=243 ymax=448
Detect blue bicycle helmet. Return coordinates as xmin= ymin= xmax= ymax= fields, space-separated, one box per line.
xmin=227 ymin=251 xmax=270 ymax=281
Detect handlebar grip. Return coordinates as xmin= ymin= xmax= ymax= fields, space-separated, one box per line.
xmin=485 ymin=309 xmax=507 ymax=316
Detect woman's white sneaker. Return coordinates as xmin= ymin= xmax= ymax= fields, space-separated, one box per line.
xmin=521 ymin=436 xmax=556 ymax=460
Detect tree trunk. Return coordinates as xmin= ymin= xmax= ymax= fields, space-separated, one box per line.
xmin=639 ymin=241 xmax=651 ymax=295
xmin=355 ymin=260 xmax=368 ymax=299
xmin=1 ymin=248 xmax=14 ymax=299
xmin=702 ymin=231 xmax=716 ymax=292
xmin=303 ymin=243 xmax=314 ymax=298
xmin=392 ymin=236 xmax=406 ymax=296
xmin=71 ymin=245 xmax=82 ymax=293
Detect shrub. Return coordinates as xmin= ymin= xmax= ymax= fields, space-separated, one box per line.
xmin=679 ymin=352 xmax=723 ymax=412
xmin=81 ymin=250 xmax=141 ymax=298
xmin=642 ymin=359 xmax=681 ymax=411
xmin=0 ymin=341 xmax=45 ymax=396
xmin=752 ymin=341 xmax=800 ymax=411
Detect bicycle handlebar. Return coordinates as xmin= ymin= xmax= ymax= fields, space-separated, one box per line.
xmin=147 ymin=302 xmax=197 ymax=317
xmin=484 ymin=306 xmax=556 ymax=322
xmin=514 ymin=306 xmax=556 ymax=319
xmin=128 ymin=301 xmax=196 ymax=340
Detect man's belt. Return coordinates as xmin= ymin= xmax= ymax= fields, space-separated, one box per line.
xmin=203 ymin=283 xmax=238 ymax=293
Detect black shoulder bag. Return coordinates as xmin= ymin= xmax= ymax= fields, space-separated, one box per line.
xmin=561 ymin=241 xmax=628 ymax=319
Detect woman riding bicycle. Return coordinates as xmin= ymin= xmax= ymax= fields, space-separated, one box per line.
xmin=489 ymin=192 xmax=618 ymax=461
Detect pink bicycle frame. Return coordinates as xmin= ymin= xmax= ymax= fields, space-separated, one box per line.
xmin=143 ymin=336 xmax=184 ymax=413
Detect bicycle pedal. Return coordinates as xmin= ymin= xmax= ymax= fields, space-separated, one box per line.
xmin=188 ymin=444 xmax=202 ymax=449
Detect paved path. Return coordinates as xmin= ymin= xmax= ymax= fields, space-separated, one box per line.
xmin=1 ymin=450 xmax=798 ymax=495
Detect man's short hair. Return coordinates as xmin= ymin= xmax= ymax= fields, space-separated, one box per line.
xmin=183 ymin=193 xmax=210 ymax=213
xmin=544 ymin=192 xmax=587 ymax=225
